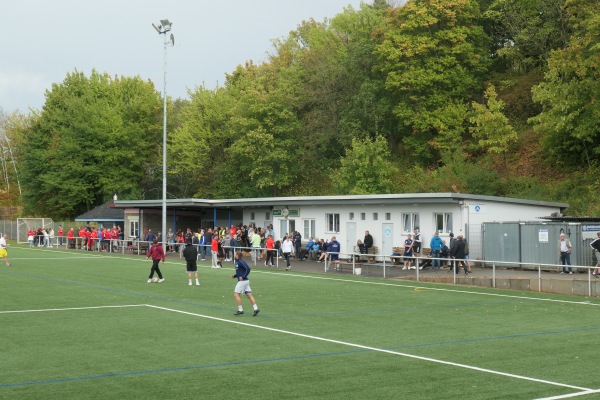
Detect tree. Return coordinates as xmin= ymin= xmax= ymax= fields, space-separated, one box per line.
xmin=19 ymin=70 xmax=162 ymax=218
xmin=470 ymin=85 xmax=518 ymax=166
xmin=333 ymin=135 xmax=398 ymax=194
xmin=530 ymin=0 xmax=600 ymax=167
xmin=377 ymin=0 xmax=492 ymax=164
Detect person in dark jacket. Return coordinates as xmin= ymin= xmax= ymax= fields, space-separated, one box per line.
xmin=364 ymin=231 xmax=374 ymax=252
xmin=232 ymin=252 xmax=260 ymax=316
xmin=451 ymin=235 xmax=470 ymax=275
xmin=182 ymin=239 xmax=200 ymax=286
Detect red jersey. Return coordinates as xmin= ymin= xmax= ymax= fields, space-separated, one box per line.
xmin=266 ymin=237 xmax=275 ymax=250
xmin=211 ymin=237 xmax=219 ymax=252
xmin=148 ymin=244 xmax=165 ymax=261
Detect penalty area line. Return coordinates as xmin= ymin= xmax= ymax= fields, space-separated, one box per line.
xmin=145 ymin=304 xmax=591 ymax=392
xmin=534 ymin=389 xmax=600 ymax=399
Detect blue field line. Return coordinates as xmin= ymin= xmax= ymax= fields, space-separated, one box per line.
xmin=0 ymin=350 xmax=365 ymax=389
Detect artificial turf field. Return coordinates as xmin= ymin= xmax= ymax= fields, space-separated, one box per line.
xmin=2 ymin=246 xmax=600 ymax=399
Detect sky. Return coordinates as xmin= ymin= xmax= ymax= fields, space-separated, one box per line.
xmin=1 ymin=0 xmax=365 ymax=114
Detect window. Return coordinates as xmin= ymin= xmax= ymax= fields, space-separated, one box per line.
xmin=402 ymin=213 xmax=420 ymax=233
xmin=129 ymin=220 xmax=139 ymax=238
xmin=349 ymin=212 xmax=354 ymax=221
xmin=303 ymin=219 xmax=315 ymax=239
xmin=361 ymin=213 xmax=366 ymax=221
xmin=265 ymin=212 xmax=270 ymax=220
xmin=373 ymin=213 xmax=378 ymax=221
xmin=326 ymin=213 xmax=340 ymax=233
xmin=385 ymin=213 xmax=391 ymax=221
xmin=434 ymin=213 xmax=453 ymax=233
xmin=250 ymin=212 xmax=255 ymax=220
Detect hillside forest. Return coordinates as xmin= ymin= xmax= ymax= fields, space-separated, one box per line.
xmin=0 ymin=0 xmax=598 ymax=220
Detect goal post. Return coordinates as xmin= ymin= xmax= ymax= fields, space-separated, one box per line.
xmin=17 ymin=218 xmax=54 ymax=244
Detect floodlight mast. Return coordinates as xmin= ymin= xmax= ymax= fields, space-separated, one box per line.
xmin=152 ymin=19 xmax=173 ymax=246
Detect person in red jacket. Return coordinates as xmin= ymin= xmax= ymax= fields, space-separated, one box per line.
xmin=67 ymin=228 xmax=74 ymax=249
xmin=147 ymin=238 xmax=165 ymax=283
xmin=211 ymin=234 xmax=221 ymax=268
xmin=57 ymin=225 xmax=64 ymax=246
xmin=265 ymin=234 xmax=275 ymax=267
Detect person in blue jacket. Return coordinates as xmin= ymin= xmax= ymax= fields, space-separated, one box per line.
xmin=232 ymin=252 xmax=260 ymax=316
xmin=429 ymin=231 xmax=444 ymax=270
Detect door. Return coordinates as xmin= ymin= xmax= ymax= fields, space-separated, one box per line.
xmin=382 ymin=223 xmax=394 ymax=259
xmin=346 ymin=222 xmax=356 ymax=258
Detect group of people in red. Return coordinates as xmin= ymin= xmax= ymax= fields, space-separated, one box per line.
xmin=72 ymin=225 xmax=123 ymax=251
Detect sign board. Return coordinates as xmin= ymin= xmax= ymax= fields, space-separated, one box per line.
xmin=273 ymin=209 xmax=300 ymax=218
xmin=538 ymin=228 xmax=549 ymax=243
xmin=469 ymin=204 xmax=486 ymax=214
xmin=582 ymin=224 xmax=600 ymax=239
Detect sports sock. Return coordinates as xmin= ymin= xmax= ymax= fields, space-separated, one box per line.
xmin=188 ymin=279 xmax=192 ymax=285
xmin=238 ymin=306 xmax=243 ymax=312
xmin=253 ymin=304 xmax=258 ymax=311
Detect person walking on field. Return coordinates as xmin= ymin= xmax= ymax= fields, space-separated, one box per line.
xmin=0 ymin=234 xmax=10 ymax=266
xmin=232 ymin=252 xmax=260 ymax=316
xmin=183 ymin=239 xmax=200 ymax=286
xmin=146 ymin=238 xmax=165 ymax=283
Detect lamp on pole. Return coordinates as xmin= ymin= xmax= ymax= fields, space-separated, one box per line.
xmin=152 ymin=19 xmax=174 ymax=245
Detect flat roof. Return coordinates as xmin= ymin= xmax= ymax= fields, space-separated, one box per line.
xmin=113 ymin=193 xmax=569 ymax=211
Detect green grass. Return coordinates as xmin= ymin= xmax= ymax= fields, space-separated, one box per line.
xmin=2 ymin=245 xmax=600 ymax=399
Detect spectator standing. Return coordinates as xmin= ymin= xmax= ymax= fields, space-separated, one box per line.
xmin=327 ymin=236 xmax=341 ymax=270
xmin=67 ymin=228 xmax=74 ymax=248
xmin=166 ymin=228 xmax=175 ymax=253
xmin=558 ymin=233 xmax=573 ymax=274
xmin=182 ymin=239 xmax=200 ymax=286
xmin=430 ymin=231 xmax=443 ymax=270
xmin=412 ymin=229 xmax=421 ymax=257
xmin=293 ymin=231 xmax=302 ymax=259
xmin=58 ymin=225 xmax=64 ymax=246
xmin=402 ymin=234 xmax=414 ymax=270
xmin=211 ymin=234 xmax=220 ymax=268
xmin=451 ymin=235 xmax=469 ymax=275
xmin=591 ymin=232 xmax=600 ymax=277
xmin=265 ymin=235 xmax=275 ymax=267
xmin=250 ymin=229 xmax=261 ymax=262
xmin=146 ymin=238 xmax=165 ymax=283
xmin=282 ymin=235 xmax=294 ymax=270
xmin=232 ymin=252 xmax=260 ymax=316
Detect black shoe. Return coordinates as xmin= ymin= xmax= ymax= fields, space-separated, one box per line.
xmin=253 ymin=309 xmax=260 ymax=317
xmin=234 ymin=311 xmax=244 ymax=315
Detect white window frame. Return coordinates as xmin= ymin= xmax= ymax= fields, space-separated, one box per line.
xmin=402 ymin=213 xmax=420 ymax=233
xmin=326 ymin=213 xmax=340 ymax=233
xmin=129 ymin=219 xmax=139 ymax=239
xmin=434 ymin=212 xmax=453 ymax=234
xmin=303 ymin=219 xmax=315 ymax=239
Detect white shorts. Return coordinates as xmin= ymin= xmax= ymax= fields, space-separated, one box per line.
xmin=234 ymin=280 xmax=252 ymax=294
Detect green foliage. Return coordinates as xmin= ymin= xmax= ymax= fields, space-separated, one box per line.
xmin=19 ymin=70 xmax=162 ymax=218
xmin=485 ymin=0 xmax=569 ymax=72
xmin=333 ymin=136 xmax=398 ymax=194
xmin=470 ymin=85 xmax=518 ymax=157
xmin=377 ymin=0 xmax=492 ymax=164
xmin=9 ymin=0 xmax=600 ymax=217
xmin=530 ymin=0 xmax=600 ymax=168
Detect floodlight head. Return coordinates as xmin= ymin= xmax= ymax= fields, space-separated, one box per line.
xmin=152 ymin=22 xmax=162 ymax=33
xmin=160 ymin=19 xmax=172 ymax=32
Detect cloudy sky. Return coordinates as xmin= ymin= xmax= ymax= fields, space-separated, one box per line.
xmin=2 ymin=0 xmax=364 ymax=113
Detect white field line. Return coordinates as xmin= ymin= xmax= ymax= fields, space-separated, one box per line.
xmin=146 ymin=304 xmax=592 ymax=392
xmin=0 ymin=304 xmax=146 ymax=314
xmin=11 ymin=247 xmax=600 ymax=308
xmin=257 ymin=270 xmax=600 ymax=308
xmin=535 ymin=389 xmax=600 ymax=399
